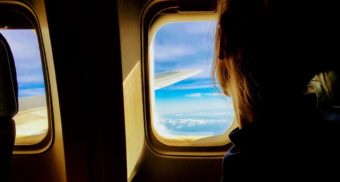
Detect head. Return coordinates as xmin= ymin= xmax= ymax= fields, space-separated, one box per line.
xmin=213 ymin=0 xmax=339 ymax=127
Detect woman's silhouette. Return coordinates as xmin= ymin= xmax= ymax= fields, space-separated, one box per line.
xmin=213 ymin=0 xmax=340 ymax=180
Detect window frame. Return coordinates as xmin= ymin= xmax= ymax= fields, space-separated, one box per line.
xmin=142 ymin=1 xmax=236 ymax=156
xmin=1 ymin=1 xmax=54 ymax=154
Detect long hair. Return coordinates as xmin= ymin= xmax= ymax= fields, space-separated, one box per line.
xmin=213 ymin=0 xmax=267 ymax=127
xmin=213 ymin=0 xmax=339 ymax=128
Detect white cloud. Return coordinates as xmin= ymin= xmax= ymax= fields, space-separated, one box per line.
xmin=185 ymin=93 xmax=202 ymax=98
xmin=179 ymin=119 xmax=207 ymax=127
xmin=205 ymin=92 xmax=223 ymax=97
xmin=184 ymin=22 xmax=216 ymax=35
xmin=0 ymin=30 xmax=41 ymax=62
xmin=154 ymin=44 xmax=196 ymax=61
xmin=159 ymin=117 xmax=228 ymax=128
xmin=176 ymin=125 xmax=183 ymax=129
xmin=17 ymin=74 xmax=44 ymax=83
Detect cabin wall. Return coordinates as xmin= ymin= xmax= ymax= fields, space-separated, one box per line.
xmin=5 ymin=0 xmax=67 ymax=181
xmin=118 ymin=0 xmax=225 ymax=181
xmin=123 ymin=62 xmax=145 ymax=178
xmin=117 ymin=0 xmax=148 ymax=179
xmin=2 ymin=0 xmax=225 ymax=181
xmin=133 ymin=147 xmax=222 ymax=182
xmin=45 ymin=0 xmax=127 ymax=181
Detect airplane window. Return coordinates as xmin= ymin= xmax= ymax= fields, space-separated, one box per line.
xmin=0 ymin=30 xmax=48 ymax=145
xmin=150 ymin=21 xmax=234 ymax=146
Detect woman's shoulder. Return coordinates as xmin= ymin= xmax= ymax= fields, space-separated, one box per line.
xmin=222 ymin=120 xmax=340 ymax=181
xmin=223 ymin=146 xmax=244 ymax=166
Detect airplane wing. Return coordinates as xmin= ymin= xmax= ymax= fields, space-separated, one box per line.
xmin=13 ymin=69 xmax=202 ymax=144
xmin=14 ymin=95 xmax=48 ymax=145
xmin=154 ymin=69 xmax=202 ymax=90
xmin=18 ymin=95 xmax=46 ymax=111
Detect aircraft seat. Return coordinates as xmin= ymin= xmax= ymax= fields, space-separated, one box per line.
xmin=0 ymin=32 xmax=18 ymax=182
xmin=307 ymin=70 xmax=340 ymax=122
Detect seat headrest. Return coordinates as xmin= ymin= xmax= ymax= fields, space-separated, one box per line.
xmin=0 ymin=33 xmax=18 ymax=118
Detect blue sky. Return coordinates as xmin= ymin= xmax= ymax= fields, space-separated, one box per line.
xmin=153 ymin=21 xmax=234 ymax=136
xmin=0 ymin=25 xmax=234 ymax=137
xmin=0 ymin=30 xmax=45 ymax=97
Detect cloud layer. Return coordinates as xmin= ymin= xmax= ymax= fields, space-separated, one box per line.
xmin=156 ymin=110 xmax=234 ymax=136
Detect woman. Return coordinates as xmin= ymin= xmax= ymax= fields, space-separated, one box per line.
xmin=213 ymin=0 xmax=340 ymax=180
